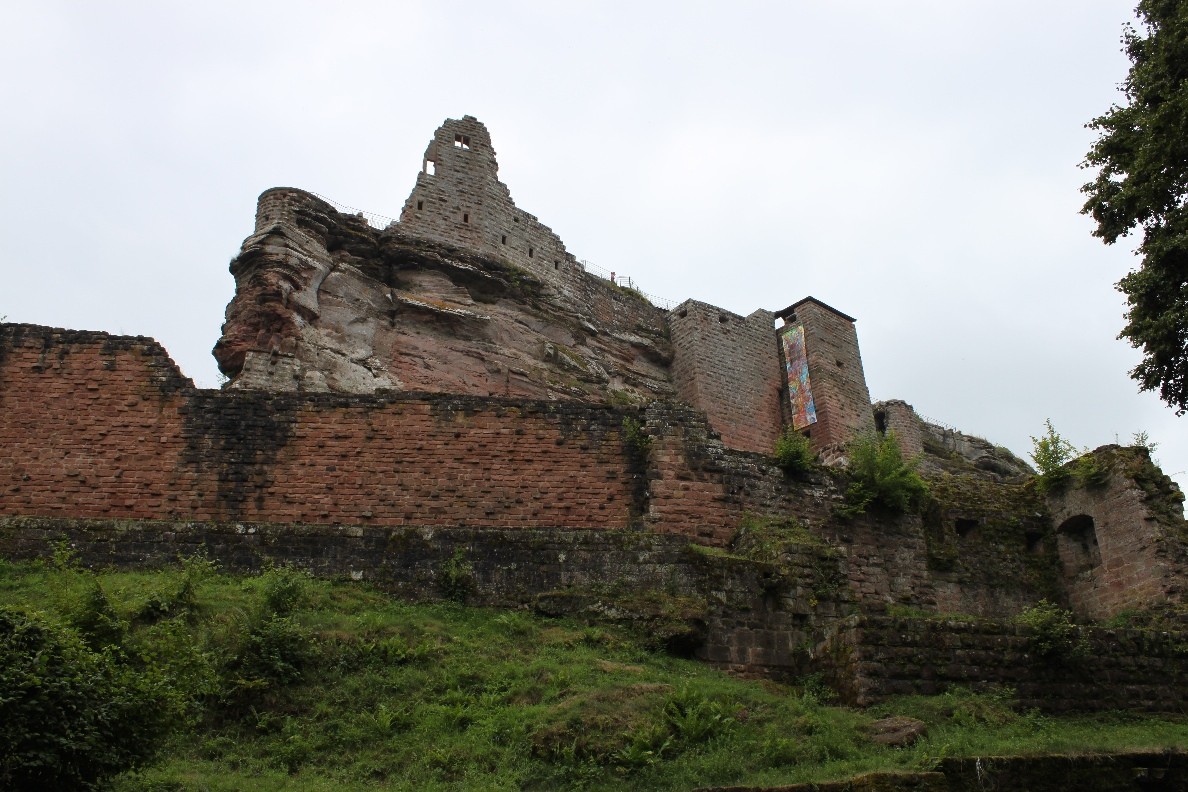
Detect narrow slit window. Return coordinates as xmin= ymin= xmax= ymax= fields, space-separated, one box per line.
xmin=528 ymin=247 xmax=534 ymax=258
xmin=463 ymin=213 xmax=469 ymax=224
xmin=416 ymin=200 xmax=423 ymax=211
xmin=501 ymin=235 xmax=507 ymax=245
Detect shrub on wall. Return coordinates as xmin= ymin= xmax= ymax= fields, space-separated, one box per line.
xmin=438 ymin=549 xmax=476 ymax=603
xmin=773 ymin=428 xmax=815 ymax=476
xmin=1029 ymin=419 xmax=1080 ymax=493
xmin=1030 ymin=420 xmax=1112 ymax=493
xmin=621 ymin=416 xmax=652 ymax=459
xmin=840 ymin=432 xmax=928 ymax=516
xmin=1014 ymin=599 xmax=1088 ymax=662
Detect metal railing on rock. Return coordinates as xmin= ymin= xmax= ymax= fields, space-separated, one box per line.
xmin=305 ymin=194 xmax=677 ymax=310
xmin=579 ymin=260 xmax=677 ymax=310
xmin=312 ymin=192 xmax=395 ymax=230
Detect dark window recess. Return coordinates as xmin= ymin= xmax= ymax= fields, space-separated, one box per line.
xmin=554 ymin=261 xmax=560 ymax=269
xmin=416 ymin=200 xmax=423 ymax=211
xmin=528 ymin=247 xmax=534 ymax=258
xmin=501 ymin=235 xmax=507 ymax=245
xmin=1057 ymin=515 xmax=1102 ymax=575
xmin=955 ymin=518 xmax=978 ymax=539
xmin=1025 ymin=530 xmax=1045 ymax=554
xmin=454 ymin=134 xmax=470 ymax=149
xmin=874 ymin=409 xmax=887 ymax=435
xmin=677 ymin=309 xmax=688 ymax=318
xmin=718 ymin=315 xmax=729 ymax=324
xmin=463 ymin=213 xmax=469 ymax=224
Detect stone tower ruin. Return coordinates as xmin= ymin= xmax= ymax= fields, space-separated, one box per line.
xmin=397 ymin=116 xmax=882 ymax=452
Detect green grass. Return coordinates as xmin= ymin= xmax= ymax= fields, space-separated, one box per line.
xmin=0 ymin=557 xmax=1184 ymax=791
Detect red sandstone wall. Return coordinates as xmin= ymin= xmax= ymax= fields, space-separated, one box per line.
xmin=0 ymin=327 xmax=193 ymax=520
xmin=873 ymin=400 xmax=925 ymax=459
xmin=668 ymin=300 xmax=782 ymax=453
xmin=0 ymin=323 xmax=847 ymax=553
xmin=0 ymin=325 xmax=636 ymax=530
xmin=789 ymin=299 xmax=874 ymax=448
xmin=1046 ymin=450 xmax=1187 ymax=619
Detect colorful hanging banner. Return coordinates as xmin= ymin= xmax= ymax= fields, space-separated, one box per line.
xmin=780 ymin=324 xmax=817 ymax=429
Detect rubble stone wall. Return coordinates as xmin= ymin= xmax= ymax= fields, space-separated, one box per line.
xmin=819 ymin=612 xmax=1188 ymax=712
xmin=0 ymin=516 xmax=849 ymax=681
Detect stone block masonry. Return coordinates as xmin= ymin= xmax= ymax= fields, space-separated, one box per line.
xmin=779 ymin=298 xmax=875 ymax=449
xmin=873 ymin=399 xmax=925 ymax=459
xmin=1 ymin=325 xmax=636 ymax=530
xmin=819 ymin=611 xmax=1188 ymax=713
xmin=1 ymin=323 xmax=836 ymax=545
xmin=1045 ymin=446 xmax=1188 ymax=620
xmin=666 ymin=296 xmax=878 ymax=454
xmin=668 ymin=300 xmax=782 ymax=453
xmin=398 ymin=116 xmax=591 ymax=306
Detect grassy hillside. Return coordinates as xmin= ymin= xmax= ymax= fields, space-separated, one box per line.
xmin=0 ymin=554 xmax=1184 ymax=791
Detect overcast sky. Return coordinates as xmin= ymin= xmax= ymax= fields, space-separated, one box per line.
xmin=3 ymin=1 xmax=1185 ymax=498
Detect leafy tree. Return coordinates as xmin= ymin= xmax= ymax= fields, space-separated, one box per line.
xmin=1082 ymin=0 xmax=1188 ymax=414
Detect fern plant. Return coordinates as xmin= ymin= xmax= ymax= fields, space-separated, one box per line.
xmin=841 ymin=431 xmax=928 ymax=515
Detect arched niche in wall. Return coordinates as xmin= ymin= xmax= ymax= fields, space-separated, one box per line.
xmin=1056 ymin=514 xmax=1102 ymax=577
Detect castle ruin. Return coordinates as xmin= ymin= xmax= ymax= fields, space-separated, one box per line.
xmin=2 ymin=116 xmax=1185 ymax=711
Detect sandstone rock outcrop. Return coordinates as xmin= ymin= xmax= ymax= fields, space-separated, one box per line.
xmin=214 ymin=189 xmax=674 ymax=403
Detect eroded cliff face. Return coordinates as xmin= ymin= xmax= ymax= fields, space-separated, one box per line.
xmin=214 ymin=190 xmax=674 ymax=402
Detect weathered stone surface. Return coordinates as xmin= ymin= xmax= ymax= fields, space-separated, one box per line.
xmin=215 ymin=189 xmax=674 ymax=404
xmin=815 ymin=611 xmax=1188 ymax=712
xmin=867 ymin=716 xmax=928 ymax=747
xmin=1044 ymin=445 xmax=1188 ymax=619
xmin=874 ymin=399 xmax=1034 ymax=480
xmin=212 ymin=117 xmax=887 ymax=454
